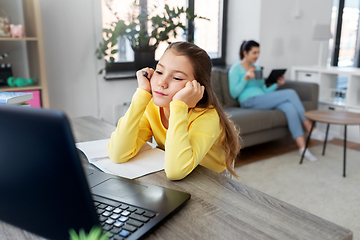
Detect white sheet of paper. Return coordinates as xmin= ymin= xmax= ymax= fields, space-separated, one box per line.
xmin=76 ymin=139 xmax=164 ymax=179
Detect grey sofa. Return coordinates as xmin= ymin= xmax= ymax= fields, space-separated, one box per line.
xmin=211 ymin=67 xmax=319 ymax=148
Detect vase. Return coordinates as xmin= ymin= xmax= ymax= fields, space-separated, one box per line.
xmin=134 ymin=50 xmax=156 ymax=70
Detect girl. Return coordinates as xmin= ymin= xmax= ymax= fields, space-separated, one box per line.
xmin=108 ymin=42 xmax=240 ymax=180
xmin=228 ymin=40 xmax=330 ymax=162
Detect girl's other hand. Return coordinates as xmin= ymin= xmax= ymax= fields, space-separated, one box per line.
xmin=244 ymin=67 xmax=255 ymax=81
xmin=136 ymin=67 xmax=154 ymax=93
xmin=173 ymin=80 xmax=205 ymax=108
xmin=276 ymin=75 xmax=286 ymax=87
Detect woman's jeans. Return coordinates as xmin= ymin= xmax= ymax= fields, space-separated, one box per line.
xmin=241 ymin=89 xmax=306 ymax=139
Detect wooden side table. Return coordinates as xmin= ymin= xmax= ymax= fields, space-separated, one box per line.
xmin=300 ymin=110 xmax=360 ymax=177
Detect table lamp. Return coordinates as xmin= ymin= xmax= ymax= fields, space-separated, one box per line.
xmin=312 ymin=24 xmax=332 ymax=67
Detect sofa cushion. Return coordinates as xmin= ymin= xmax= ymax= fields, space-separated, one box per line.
xmin=211 ymin=69 xmax=224 ymax=104
xmin=212 ymin=68 xmax=239 ymax=107
xmin=302 ymin=100 xmax=314 ymax=111
xmin=225 ymin=107 xmax=288 ymax=135
xmin=219 ymin=70 xmax=240 ymax=107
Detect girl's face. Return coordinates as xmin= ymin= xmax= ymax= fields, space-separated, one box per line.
xmin=244 ymin=46 xmax=260 ymax=63
xmin=151 ymin=49 xmax=195 ymax=108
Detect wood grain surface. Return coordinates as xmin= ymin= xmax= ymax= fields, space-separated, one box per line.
xmin=305 ymin=110 xmax=360 ymax=125
xmin=0 ymin=116 xmax=353 ymax=240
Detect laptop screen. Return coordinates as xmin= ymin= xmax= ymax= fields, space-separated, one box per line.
xmin=0 ymin=105 xmax=190 ymax=240
xmin=0 ymin=105 xmax=102 ymax=239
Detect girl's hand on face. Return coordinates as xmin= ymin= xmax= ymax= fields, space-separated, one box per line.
xmin=244 ymin=67 xmax=255 ymax=81
xmin=276 ymin=75 xmax=286 ymax=87
xmin=172 ymin=80 xmax=205 ymax=108
xmin=136 ymin=67 xmax=154 ymax=93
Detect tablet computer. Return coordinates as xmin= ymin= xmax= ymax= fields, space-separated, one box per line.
xmin=265 ymin=69 xmax=286 ymax=85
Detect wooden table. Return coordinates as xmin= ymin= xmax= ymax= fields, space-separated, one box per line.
xmin=300 ymin=110 xmax=360 ymax=177
xmin=0 ymin=116 xmax=353 ymax=240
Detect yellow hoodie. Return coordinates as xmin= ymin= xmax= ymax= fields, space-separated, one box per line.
xmin=108 ymin=88 xmax=226 ymax=180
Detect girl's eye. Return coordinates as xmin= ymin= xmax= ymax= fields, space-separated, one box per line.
xmin=174 ymin=77 xmax=183 ymax=81
xmin=156 ymin=70 xmax=162 ymax=75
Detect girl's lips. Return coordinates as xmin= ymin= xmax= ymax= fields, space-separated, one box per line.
xmin=154 ymin=91 xmax=167 ymax=96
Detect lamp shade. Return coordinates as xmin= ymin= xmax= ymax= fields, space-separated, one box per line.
xmin=312 ymin=24 xmax=332 ymax=40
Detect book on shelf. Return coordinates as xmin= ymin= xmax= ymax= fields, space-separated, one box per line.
xmin=19 ymin=90 xmax=41 ymax=108
xmin=0 ymin=91 xmax=33 ymax=105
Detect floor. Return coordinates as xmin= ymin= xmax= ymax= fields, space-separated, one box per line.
xmin=235 ymin=135 xmax=360 ymax=168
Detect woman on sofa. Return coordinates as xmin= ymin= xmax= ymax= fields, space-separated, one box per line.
xmin=228 ymin=40 xmax=329 ymax=162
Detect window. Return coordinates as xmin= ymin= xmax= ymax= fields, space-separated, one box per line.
xmin=194 ymin=0 xmax=225 ymax=64
xmin=330 ymin=0 xmax=360 ymax=67
xmin=100 ymin=0 xmax=227 ymax=73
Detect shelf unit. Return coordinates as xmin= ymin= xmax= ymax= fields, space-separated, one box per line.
xmin=0 ymin=0 xmax=49 ymax=108
xmin=291 ymin=66 xmax=360 ymax=143
xmin=291 ymin=66 xmax=360 ymax=112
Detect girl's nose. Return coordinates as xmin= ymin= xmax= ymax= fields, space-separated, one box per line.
xmin=158 ymin=76 xmax=168 ymax=89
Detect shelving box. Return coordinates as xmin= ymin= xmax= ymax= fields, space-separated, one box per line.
xmin=291 ymin=66 xmax=360 ymax=109
xmin=0 ymin=0 xmax=49 ymax=108
xmin=292 ymin=66 xmax=360 ymax=143
xmin=347 ymin=75 xmax=360 ymax=108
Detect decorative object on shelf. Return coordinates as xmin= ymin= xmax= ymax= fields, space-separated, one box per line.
xmin=0 ymin=9 xmax=11 ymax=37
xmin=0 ymin=52 xmax=12 ymax=86
xmin=0 ymin=52 xmax=9 ymax=60
xmin=95 ymin=0 xmax=208 ymax=73
xmin=9 ymin=24 xmax=24 ymax=38
xmin=330 ymin=88 xmax=346 ymax=105
xmin=7 ymin=76 xmax=37 ymax=87
xmin=312 ymin=24 xmax=332 ymax=67
xmin=0 ymin=64 xmax=12 ymax=86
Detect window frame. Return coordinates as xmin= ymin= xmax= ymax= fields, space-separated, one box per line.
xmin=104 ymin=0 xmax=228 ymax=76
xmin=331 ymin=0 xmax=345 ymax=67
xmin=331 ymin=0 xmax=360 ymax=67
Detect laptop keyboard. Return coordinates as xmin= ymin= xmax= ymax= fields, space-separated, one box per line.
xmin=93 ymin=195 xmax=157 ymax=240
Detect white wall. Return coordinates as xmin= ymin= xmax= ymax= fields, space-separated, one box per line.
xmin=226 ymin=0 xmax=262 ymax=65
xmin=258 ymin=0 xmax=332 ymax=78
xmin=40 ymin=0 xmax=99 ymax=117
xmin=39 ymin=0 xmax=333 ymax=125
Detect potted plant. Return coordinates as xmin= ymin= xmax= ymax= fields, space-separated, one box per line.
xmin=95 ymin=0 xmax=208 ymax=73
xmin=69 ymin=226 xmax=110 ymax=240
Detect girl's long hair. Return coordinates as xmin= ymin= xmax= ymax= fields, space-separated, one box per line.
xmin=166 ymin=42 xmax=241 ymax=177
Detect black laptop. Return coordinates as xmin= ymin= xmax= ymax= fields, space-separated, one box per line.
xmin=0 ymin=105 xmax=190 ymax=240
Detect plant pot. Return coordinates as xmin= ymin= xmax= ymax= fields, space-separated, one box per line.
xmin=134 ymin=50 xmax=156 ymax=70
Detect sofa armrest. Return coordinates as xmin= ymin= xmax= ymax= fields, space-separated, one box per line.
xmin=278 ymin=81 xmax=319 ymax=111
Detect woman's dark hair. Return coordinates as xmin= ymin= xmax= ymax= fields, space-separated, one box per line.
xmin=165 ymin=41 xmax=241 ymax=177
xmin=239 ymin=40 xmax=260 ymax=60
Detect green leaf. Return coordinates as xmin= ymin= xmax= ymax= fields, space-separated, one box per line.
xmin=110 ymin=40 xmax=117 ymax=48
xmin=69 ymin=226 xmax=109 ymax=240
xmin=69 ymin=229 xmax=80 ymax=240
xmin=79 ymin=229 xmax=86 ymax=240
